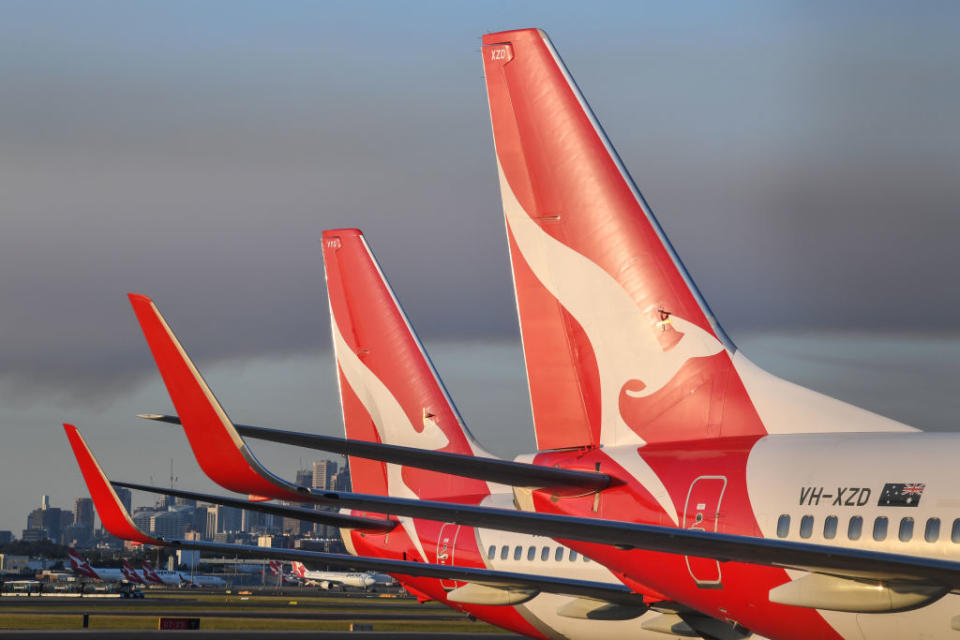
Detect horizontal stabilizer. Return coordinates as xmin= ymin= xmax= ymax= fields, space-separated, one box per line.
xmin=139 ymin=413 xmax=611 ymax=492
xmin=112 ymin=480 xmax=396 ymax=533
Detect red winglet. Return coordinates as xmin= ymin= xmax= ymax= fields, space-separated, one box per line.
xmin=63 ymin=424 xmax=159 ymax=545
xmin=127 ymin=293 xmax=301 ymax=501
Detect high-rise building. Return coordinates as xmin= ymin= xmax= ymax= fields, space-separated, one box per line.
xmin=150 ymin=511 xmax=187 ymax=539
xmin=206 ymin=505 xmax=242 ymax=534
xmin=241 ymin=509 xmax=266 ymax=533
xmin=74 ymin=498 xmax=94 ymax=530
xmin=114 ymin=487 xmax=133 ymax=514
xmin=27 ymin=506 xmax=64 ymax=543
xmin=0 ymin=531 xmax=13 ymax=544
xmin=336 ymin=459 xmax=351 ymax=491
xmin=21 ymin=528 xmax=45 ymax=542
xmin=281 ymin=501 xmax=313 ymax=536
xmin=41 ymin=495 xmax=50 ymax=510
xmin=132 ymin=509 xmax=156 ymax=534
xmin=296 ymin=468 xmax=313 ymax=488
xmin=205 ymin=506 xmax=219 ymax=539
xmin=312 ymin=460 xmax=338 ymax=490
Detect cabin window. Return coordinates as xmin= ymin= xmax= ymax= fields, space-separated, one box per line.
xmin=925 ymin=518 xmax=940 ymax=543
xmin=540 ymin=547 xmax=550 ymax=561
xmin=899 ymin=518 xmax=914 ymax=542
xmin=583 ymin=555 xmax=590 ymax=562
xmin=952 ymin=519 xmax=960 ymax=543
xmin=848 ymin=516 xmax=863 ymax=540
xmin=514 ymin=546 xmax=522 ymax=561
xmin=500 ymin=545 xmax=509 ymax=561
xmin=776 ymin=514 xmax=790 ymax=538
xmin=873 ymin=517 xmax=888 ymax=541
xmin=487 ymin=545 xmax=496 ymax=560
xmin=555 ymin=548 xmax=564 ymax=562
xmin=569 ymin=550 xmax=578 ymax=562
xmin=527 ymin=546 xmax=536 ymax=561
xmin=823 ymin=516 xmax=838 ymax=540
xmin=799 ymin=515 xmax=814 ymax=539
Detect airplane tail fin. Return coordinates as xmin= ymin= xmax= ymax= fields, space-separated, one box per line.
xmin=121 ymin=559 xmax=144 ymax=584
xmin=66 ymin=549 xmax=96 ymax=578
xmin=322 ymin=229 xmax=492 ymax=501
xmin=291 ymin=561 xmax=306 ymax=578
xmin=480 ymin=29 xmax=912 ymax=449
xmin=141 ymin=560 xmax=163 ymax=584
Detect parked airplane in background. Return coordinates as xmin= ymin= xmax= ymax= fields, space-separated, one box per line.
xmin=139 ymin=559 xmax=224 ymax=588
xmin=66 ymin=549 xmax=128 ymax=583
xmin=267 ymin=560 xmax=299 ymax=586
xmin=139 ymin=559 xmax=180 ymax=586
xmin=290 ymin=562 xmax=375 ymax=590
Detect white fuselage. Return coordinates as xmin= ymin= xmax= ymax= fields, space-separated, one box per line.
xmin=300 ymin=570 xmax=375 ymax=590
xmin=745 ymin=432 xmax=960 ymax=640
xmin=475 ymin=493 xmax=760 ymax=640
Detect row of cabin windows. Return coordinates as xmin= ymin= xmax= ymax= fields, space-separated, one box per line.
xmin=486 ymin=544 xmax=592 ymax=563
xmin=777 ymin=514 xmax=959 ymax=544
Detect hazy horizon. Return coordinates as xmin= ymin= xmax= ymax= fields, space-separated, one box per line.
xmin=2 ymin=2 xmax=960 ymax=534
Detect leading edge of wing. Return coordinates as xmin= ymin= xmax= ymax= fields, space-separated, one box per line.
xmin=138 ymin=413 xmax=610 ymax=492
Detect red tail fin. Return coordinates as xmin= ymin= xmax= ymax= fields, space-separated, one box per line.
xmin=322 ymin=229 xmax=491 ymax=502
xmin=481 ymin=29 xmax=766 ymax=448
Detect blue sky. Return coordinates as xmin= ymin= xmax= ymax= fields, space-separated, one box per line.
xmin=2 ymin=1 xmax=960 ymax=532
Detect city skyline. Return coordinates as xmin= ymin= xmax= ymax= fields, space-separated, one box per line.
xmin=8 ymin=457 xmax=349 ymax=548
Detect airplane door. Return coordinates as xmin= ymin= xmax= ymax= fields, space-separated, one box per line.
xmin=682 ymin=475 xmax=727 ymax=588
xmin=436 ymin=523 xmax=461 ymax=589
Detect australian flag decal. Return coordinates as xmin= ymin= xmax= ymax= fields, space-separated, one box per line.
xmin=878 ymin=483 xmax=925 ymax=507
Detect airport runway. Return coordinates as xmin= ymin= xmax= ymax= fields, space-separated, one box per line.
xmin=0 ymin=608 xmax=466 ymax=621
xmin=0 ymin=633 xmax=523 ymax=639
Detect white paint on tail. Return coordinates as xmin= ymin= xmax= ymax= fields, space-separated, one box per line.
xmin=330 ymin=317 xmax=444 ymax=562
xmin=498 ymin=162 xmax=724 ymax=450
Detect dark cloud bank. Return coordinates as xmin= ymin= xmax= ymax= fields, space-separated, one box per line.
xmin=1 ymin=3 xmax=959 ymax=407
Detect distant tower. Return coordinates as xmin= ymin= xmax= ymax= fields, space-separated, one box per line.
xmin=41 ymin=495 xmax=50 ymax=510
xmin=296 ymin=468 xmax=313 ymax=488
xmin=74 ymin=498 xmax=94 ymax=531
xmin=312 ymin=460 xmax=338 ymax=490
xmin=114 ymin=487 xmax=133 ymax=514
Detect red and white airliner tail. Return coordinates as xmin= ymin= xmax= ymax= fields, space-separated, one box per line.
xmin=121 ymin=559 xmax=145 ymax=585
xmin=67 ymin=549 xmax=99 ymax=580
xmin=481 ymin=28 xmax=913 ymax=451
xmin=322 ymin=228 xmax=493 ymax=503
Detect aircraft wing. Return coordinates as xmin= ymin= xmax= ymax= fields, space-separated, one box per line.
xmin=64 ymin=423 xmax=643 ymax=608
xmin=117 ymin=474 xmax=960 ymax=589
xmin=138 ymin=412 xmax=610 ymax=492
xmin=121 ymin=294 xmax=960 ymax=592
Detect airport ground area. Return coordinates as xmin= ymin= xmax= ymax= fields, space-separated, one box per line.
xmin=0 ymin=587 xmax=514 ymax=635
